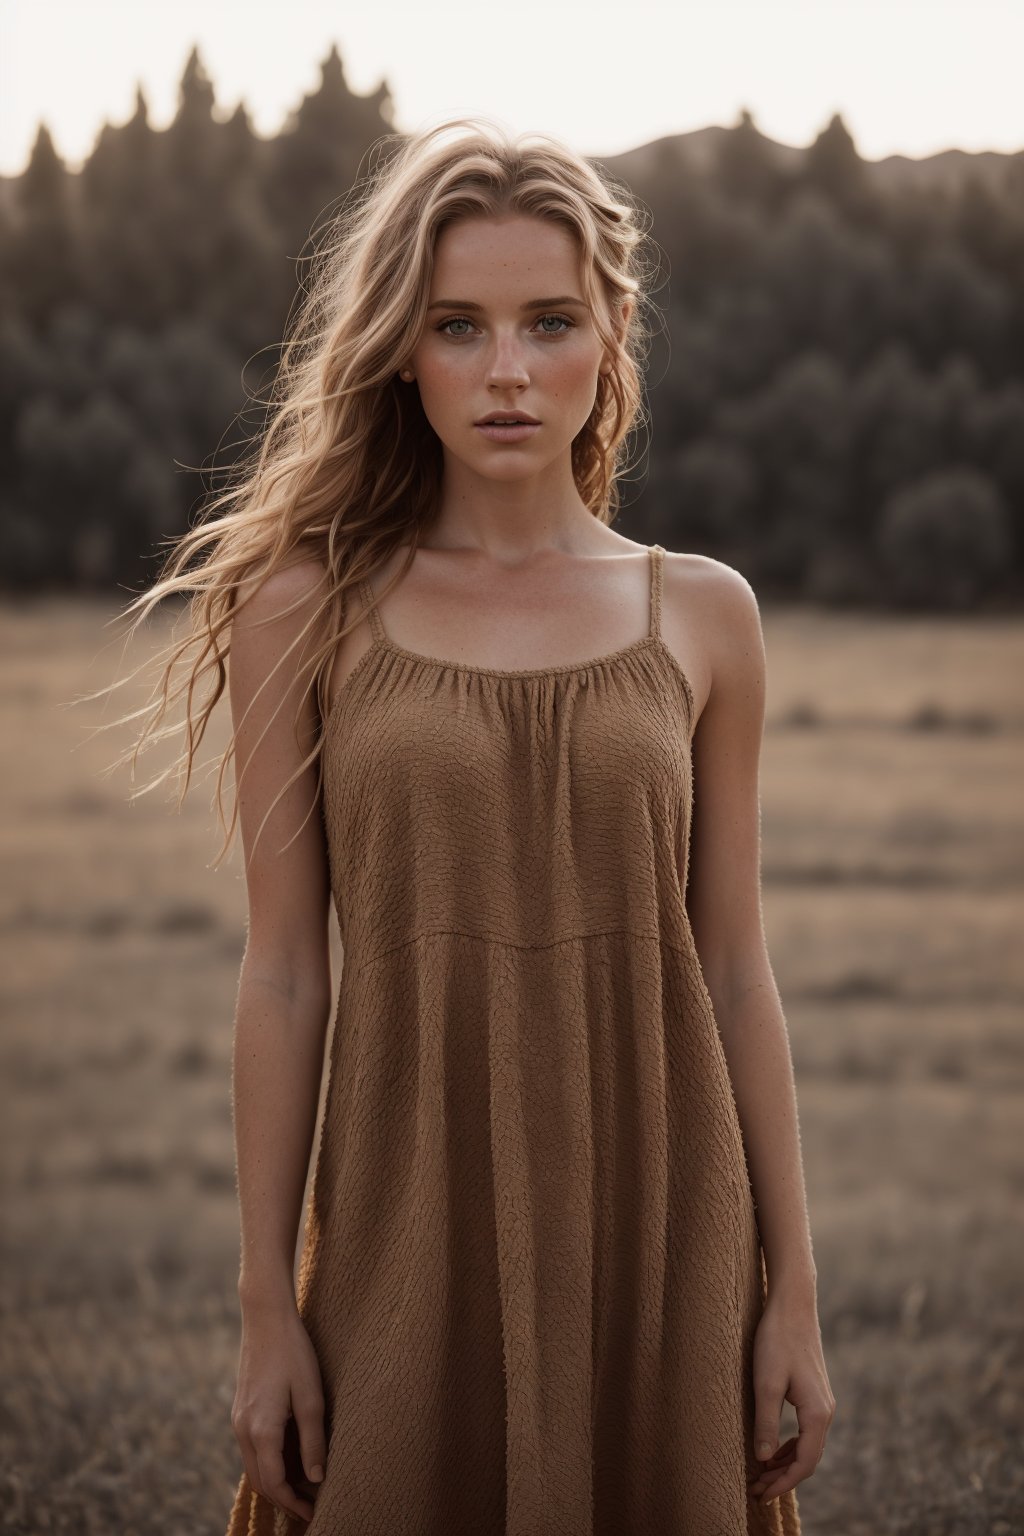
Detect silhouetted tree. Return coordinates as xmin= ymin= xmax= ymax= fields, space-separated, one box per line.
xmin=669 ymin=437 xmax=758 ymax=546
xmin=9 ymin=127 xmax=80 ymax=324
xmin=967 ymin=381 xmax=1024 ymax=561
xmin=268 ymin=43 xmax=395 ymax=250
xmin=164 ymin=45 xmax=219 ymax=184
xmin=803 ymin=112 xmax=870 ymax=218
xmin=1 ymin=69 xmax=1022 ymax=605
xmin=876 ymin=466 xmax=1011 ymax=608
xmin=901 ymin=240 xmax=1012 ymax=374
xmin=78 ymin=89 xmax=163 ymax=322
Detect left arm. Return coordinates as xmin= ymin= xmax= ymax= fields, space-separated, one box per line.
xmin=666 ymin=554 xmax=836 ymax=1507
xmin=684 ymin=562 xmax=815 ymax=1301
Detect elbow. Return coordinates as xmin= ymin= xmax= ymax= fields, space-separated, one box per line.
xmin=239 ymin=943 xmax=333 ymax=1024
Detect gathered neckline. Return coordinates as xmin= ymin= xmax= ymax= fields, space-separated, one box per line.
xmin=376 ymin=629 xmax=659 ymax=681
xmin=322 ymin=630 xmax=695 ymax=741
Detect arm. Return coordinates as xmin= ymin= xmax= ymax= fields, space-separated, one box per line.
xmin=666 ymin=554 xmax=835 ymax=1507
xmin=682 ymin=562 xmax=814 ymax=1301
xmin=227 ymin=558 xmax=334 ymax=1521
xmin=230 ymin=557 xmax=333 ymax=1306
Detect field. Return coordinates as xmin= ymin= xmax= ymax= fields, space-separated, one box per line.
xmin=1 ymin=595 xmax=1021 ymax=1535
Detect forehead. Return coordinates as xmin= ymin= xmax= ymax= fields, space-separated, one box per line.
xmin=430 ymin=215 xmax=583 ymax=296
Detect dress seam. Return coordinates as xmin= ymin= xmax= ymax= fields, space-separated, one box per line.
xmin=343 ymin=923 xmax=691 ymax=976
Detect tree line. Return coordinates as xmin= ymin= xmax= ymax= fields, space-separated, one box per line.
xmin=1 ymin=46 xmax=1022 ymax=609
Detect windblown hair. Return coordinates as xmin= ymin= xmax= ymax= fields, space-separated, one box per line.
xmin=92 ymin=115 xmax=658 ymax=867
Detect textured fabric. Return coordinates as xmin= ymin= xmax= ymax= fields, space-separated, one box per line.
xmin=226 ymin=545 xmax=802 ymax=1535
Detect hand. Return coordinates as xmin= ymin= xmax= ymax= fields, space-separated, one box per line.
xmin=746 ymin=1292 xmax=836 ymax=1508
xmin=231 ymin=1301 xmax=328 ymax=1525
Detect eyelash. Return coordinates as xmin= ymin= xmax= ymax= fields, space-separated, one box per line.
xmin=435 ymin=313 xmax=576 ymax=338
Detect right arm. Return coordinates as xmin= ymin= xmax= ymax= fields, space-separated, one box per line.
xmin=227 ymin=559 xmax=334 ymax=1523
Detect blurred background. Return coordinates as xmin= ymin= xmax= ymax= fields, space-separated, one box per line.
xmin=2 ymin=2 xmax=1022 ymax=1532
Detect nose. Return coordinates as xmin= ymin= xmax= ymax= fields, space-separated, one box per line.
xmin=483 ymin=330 xmax=531 ymax=390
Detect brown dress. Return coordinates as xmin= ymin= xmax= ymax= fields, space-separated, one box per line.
xmin=226 ymin=544 xmax=801 ymax=1535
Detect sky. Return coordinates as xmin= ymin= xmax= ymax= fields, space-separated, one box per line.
xmin=2 ymin=0 xmax=1021 ymax=177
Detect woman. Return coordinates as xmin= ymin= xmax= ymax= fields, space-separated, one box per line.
xmin=113 ymin=117 xmax=832 ymax=1533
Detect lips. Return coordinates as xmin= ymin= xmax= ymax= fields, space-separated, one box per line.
xmin=474 ymin=420 xmax=541 ymax=441
xmin=475 ymin=414 xmax=540 ymax=425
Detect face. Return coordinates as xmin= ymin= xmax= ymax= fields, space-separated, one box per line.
xmin=404 ymin=213 xmax=630 ymax=483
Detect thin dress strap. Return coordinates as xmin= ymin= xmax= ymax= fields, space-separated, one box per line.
xmin=649 ymin=545 xmax=664 ymax=641
xmin=358 ymin=576 xmax=387 ymax=645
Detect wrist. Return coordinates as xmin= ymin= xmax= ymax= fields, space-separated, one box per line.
xmin=237 ymin=1271 xmax=298 ymax=1314
xmin=764 ymin=1260 xmax=818 ymax=1309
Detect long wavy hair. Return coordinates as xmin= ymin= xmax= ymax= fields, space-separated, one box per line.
xmin=90 ymin=115 xmax=658 ymax=867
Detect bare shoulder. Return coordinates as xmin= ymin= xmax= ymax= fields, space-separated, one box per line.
xmin=229 ymin=557 xmax=333 ymax=745
xmin=232 ymin=556 xmax=330 ymax=633
xmin=228 ymin=555 xmax=335 ymax=988
xmin=659 ymin=550 xmax=765 ymax=724
xmin=231 ymin=557 xmax=333 ymax=682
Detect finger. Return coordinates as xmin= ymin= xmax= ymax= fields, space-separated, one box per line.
xmin=757 ymin=1443 xmax=813 ymax=1503
xmin=293 ymin=1397 xmax=327 ymax=1488
xmin=747 ymin=1436 xmax=797 ymax=1493
xmin=749 ymin=1462 xmax=794 ymax=1496
xmin=753 ymin=1378 xmax=786 ymax=1462
xmin=757 ymin=1416 xmax=829 ymax=1505
xmin=263 ymin=1473 xmax=315 ymax=1524
xmin=748 ymin=1434 xmax=797 ymax=1473
xmin=237 ymin=1437 xmax=264 ymax=1502
xmin=254 ymin=1433 xmax=315 ymax=1524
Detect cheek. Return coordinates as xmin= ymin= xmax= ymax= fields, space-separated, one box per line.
xmin=416 ymin=351 xmax=465 ymax=399
xmin=543 ymin=344 xmax=603 ymax=401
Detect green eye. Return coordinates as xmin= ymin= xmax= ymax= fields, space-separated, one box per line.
xmin=438 ymin=316 xmax=473 ymax=337
xmin=436 ymin=313 xmax=575 ymax=338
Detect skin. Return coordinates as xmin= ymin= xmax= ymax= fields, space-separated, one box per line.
xmin=228 ymin=211 xmax=835 ymax=1522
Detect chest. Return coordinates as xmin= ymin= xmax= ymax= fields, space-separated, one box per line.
xmin=322 ymin=662 xmax=692 ymax=837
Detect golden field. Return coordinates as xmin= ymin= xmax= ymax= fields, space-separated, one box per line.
xmin=1 ymin=595 xmax=1021 ymax=1535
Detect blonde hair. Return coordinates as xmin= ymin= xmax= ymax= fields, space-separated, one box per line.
xmin=90 ymin=115 xmax=658 ymax=867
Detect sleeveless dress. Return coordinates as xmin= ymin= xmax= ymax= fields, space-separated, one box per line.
xmin=226 ymin=545 xmax=802 ymax=1536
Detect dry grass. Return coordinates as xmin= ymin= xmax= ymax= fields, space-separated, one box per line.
xmin=1 ymin=596 xmax=1021 ymax=1534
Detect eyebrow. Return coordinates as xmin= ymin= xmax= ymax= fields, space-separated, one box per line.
xmin=426 ymin=295 xmax=588 ymax=312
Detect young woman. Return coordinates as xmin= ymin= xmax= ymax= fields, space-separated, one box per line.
xmin=113 ymin=117 xmax=832 ymax=1533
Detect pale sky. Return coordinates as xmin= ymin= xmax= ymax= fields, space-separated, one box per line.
xmin=2 ymin=0 xmax=1021 ymax=177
